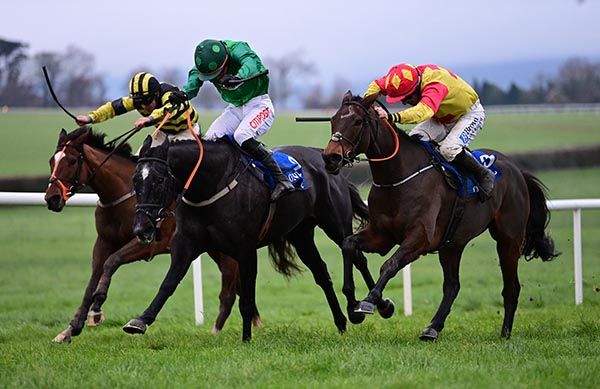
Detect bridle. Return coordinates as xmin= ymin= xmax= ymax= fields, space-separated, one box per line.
xmin=49 ymin=135 xmax=138 ymax=206
xmin=49 ymin=141 xmax=88 ymax=201
xmin=134 ymin=156 xmax=177 ymax=229
xmin=330 ymin=101 xmax=399 ymax=166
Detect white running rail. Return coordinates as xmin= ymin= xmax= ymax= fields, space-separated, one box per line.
xmin=1 ymin=192 xmax=598 ymax=321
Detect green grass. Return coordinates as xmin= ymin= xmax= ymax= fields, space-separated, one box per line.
xmin=0 ymin=109 xmax=599 ymax=175
xmin=0 ymin=167 xmax=599 ymax=388
xmin=0 ymin=109 xmax=599 ymax=387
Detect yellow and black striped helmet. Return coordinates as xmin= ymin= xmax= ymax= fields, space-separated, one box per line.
xmin=129 ymin=72 xmax=160 ymax=104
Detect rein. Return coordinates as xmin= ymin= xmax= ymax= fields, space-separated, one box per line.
xmin=58 ymin=113 xmax=173 ymax=202
xmin=182 ymin=111 xmax=204 ymax=194
xmin=90 ymin=112 xmax=173 ymax=184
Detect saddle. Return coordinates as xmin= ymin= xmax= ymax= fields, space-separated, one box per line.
xmin=224 ymin=135 xmax=309 ymax=191
xmin=419 ymin=141 xmax=501 ymax=197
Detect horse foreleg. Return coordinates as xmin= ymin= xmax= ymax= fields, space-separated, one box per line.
xmin=343 ymin=228 xmax=396 ymax=319
xmin=355 ymin=226 xmax=430 ymax=316
xmin=90 ymin=238 xmax=169 ymax=322
xmin=420 ymin=244 xmax=466 ymax=341
xmin=53 ymin=238 xmax=113 ymax=343
xmin=123 ymin=232 xmax=201 ymax=335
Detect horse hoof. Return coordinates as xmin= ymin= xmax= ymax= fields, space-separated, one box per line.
xmin=348 ymin=310 xmax=366 ymax=324
xmin=87 ymin=311 xmax=105 ymax=327
xmin=122 ymin=318 xmax=147 ymax=335
xmin=336 ymin=318 xmax=347 ymax=334
xmin=211 ymin=326 xmax=221 ymax=335
xmin=377 ymin=298 xmax=395 ymax=319
xmin=354 ymin=300 xmax=376 ymax=314
xmin=52 ymin=329 xmax=72 ymax=344
xmin=419 ymin=327 xmax=439 ymax=341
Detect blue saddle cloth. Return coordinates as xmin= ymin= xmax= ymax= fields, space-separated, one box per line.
xmin=225 ymin=136 xmax=308 ymax=190
xmin=419 ymin=141 xmax=502 ymax=197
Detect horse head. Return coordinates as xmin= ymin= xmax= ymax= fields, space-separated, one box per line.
xmin=132 ymin=137 xmax=179 ymax=244
xmin=322 ymin=91 xmax=379 ymax=174
xmin=45 ymin=127 xmax=93 ymax=211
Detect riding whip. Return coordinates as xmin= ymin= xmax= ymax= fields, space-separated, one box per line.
xmin=42 ymin=66 xmax=77 ymax=120
xmin=295 ymin=117 xmax=331 ymax=122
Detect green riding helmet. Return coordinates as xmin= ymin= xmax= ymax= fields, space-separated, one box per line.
xmin=194 ymin=39 xmax=229 ymax=81
xmin=129 ymin=72 xmax=160 ymax=106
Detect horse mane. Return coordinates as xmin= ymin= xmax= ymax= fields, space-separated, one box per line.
xmin=349 ymin=95 xmax=419 ymax=145
xmin=64 ymin=126 xmax=138 ymax=162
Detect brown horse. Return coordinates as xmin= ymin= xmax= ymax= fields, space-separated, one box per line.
xmin=45 ymin=127 xmax=261 ymax=343
xmin=321 ymin=92 xmax=559 ymax=340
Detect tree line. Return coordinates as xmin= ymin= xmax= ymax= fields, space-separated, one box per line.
xmin=1 ymin=36 xmax=599 ymax=109
xmin=472 ymin=58 xmax=600 ymax=105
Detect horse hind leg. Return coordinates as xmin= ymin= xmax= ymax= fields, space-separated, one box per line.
xmin=489 ymin=202 xmax=526 ymax=338
xmin=420 ymin=244 xmax=465 ymax=341
xmin=208 ymin=252 xmax=263 ymax=334
xmin=288 ymin=226 xmax=347 ymax=333
xmin=496 ymin=238 xmax=522 ymax=338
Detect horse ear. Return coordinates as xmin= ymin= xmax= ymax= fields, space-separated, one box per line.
xmin=360 ymin=93 xmax=379 ymax=109
xmin=342 ymin=90 xmax=353 ymax=102
xmin=139 ymin=136 xmax=153 ymax=156
xmin=59 ymin=128 xmax=67 ymax=139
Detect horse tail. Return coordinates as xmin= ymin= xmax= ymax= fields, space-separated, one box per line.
xmin=522 ymin=171 xmax=560 ymax=261
xmin=348 ymin=182 xmax=369 ymax=229
xmin=268 ymin=239 xmax=303 ymax=278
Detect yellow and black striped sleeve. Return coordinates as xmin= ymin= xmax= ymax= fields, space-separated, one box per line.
xmin=388 ymin=112 xmax=402 ymax=123
xmin=88 ymin=97 xmax=135 ymax=123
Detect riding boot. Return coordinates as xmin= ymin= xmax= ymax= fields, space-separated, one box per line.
xmin=453 ymin=150 xmax=495 ymax=199
xmin=241 ymin=138 xmax=295 ymax=201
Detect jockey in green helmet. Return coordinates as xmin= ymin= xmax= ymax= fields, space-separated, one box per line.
xmin=174 ymin=39 xmax=294 ymax=202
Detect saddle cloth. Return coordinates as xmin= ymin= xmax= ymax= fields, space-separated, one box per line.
xmin=419 ymin=141 xmax=502 ymax=197
xmin=225 ymin=135 xmax=308 ymax=190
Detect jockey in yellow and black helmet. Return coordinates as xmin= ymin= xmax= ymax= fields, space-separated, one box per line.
xmin=76 ymin=72 xmax=199 ymax=146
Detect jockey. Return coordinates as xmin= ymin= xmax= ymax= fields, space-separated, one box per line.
xmin=175 ymin=39 xmax=294 ymax=202
xmin=364 ymin=63 xmax=495 ymax=197
xmin=75 ymin=72 xmax=199 ymax=147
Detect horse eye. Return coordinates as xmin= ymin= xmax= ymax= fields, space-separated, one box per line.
xmin=355 ymin=118 xmax=363 ymax=126
xmin=68 ymin=158 xmax=77 ymax=165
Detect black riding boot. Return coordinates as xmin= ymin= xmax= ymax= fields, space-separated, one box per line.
xmin=241 ymin=139 xmax=295 ymax=201
xmin=453 ymin=150 xmax=495 ymax=198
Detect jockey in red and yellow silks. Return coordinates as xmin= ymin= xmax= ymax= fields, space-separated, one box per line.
xmin=364 ymin=63 xmax=495 ymax=198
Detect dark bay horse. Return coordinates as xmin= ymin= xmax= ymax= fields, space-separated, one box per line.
xmin=321 ymin=92 xmax=559 ymax=340
xmin=125 ymin=136 xmax=381 ymax=341
xmin=45 ymin=127 xmax=261 ymax=342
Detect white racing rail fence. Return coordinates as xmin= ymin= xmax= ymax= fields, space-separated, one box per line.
xmin=1 ymin=192 xmax=598 ymax=323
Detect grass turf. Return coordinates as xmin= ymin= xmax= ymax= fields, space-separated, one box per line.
xmin=0 ymin=166 xmax=599 ymax=388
